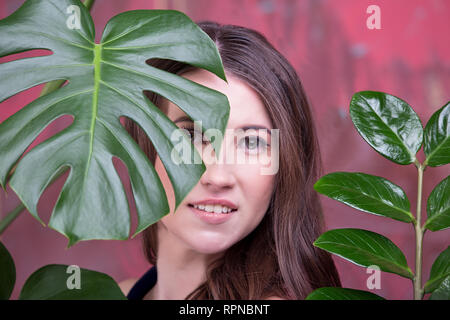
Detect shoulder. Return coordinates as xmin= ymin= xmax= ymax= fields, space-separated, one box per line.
xmin=118 ymin=278 xmax=139 ymax=296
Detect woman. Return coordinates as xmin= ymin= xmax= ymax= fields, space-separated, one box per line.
xmin=121 ymin=21 xmax=341 ymax=300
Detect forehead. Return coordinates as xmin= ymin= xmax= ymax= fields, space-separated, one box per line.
xmin=163 ymin=69 xmax=272 ymax=128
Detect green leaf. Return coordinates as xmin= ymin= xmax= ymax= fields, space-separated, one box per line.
xmin=306 ymin=287 xmax=385 ymax=300
xmin=314 ymin=172 xmax=414 ymax=223
xmin=424 ymin=246 xmax=450 ymax=293
xmin=314 ymin=228 xmax=414 ymax=279
xmin=350 ymin=91 xmax=423 ymax=165
xmin=429 ymin=276 xmax=450 ymax=300
xmin=0 ymin=0 xmax=230 ymax=246
xmin=0 ymin=242 xmax=15 ymax=300
xmin=425 ymin=176 xmax=450 ymax=231
xmin=19 ymin=264 xmax=126 ymax=300
xmin=424 ymin=102 xmax=450 ymax=167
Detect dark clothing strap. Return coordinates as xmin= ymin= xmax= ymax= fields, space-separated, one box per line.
xmin=126 ymin=266 xmax=157 ymax=300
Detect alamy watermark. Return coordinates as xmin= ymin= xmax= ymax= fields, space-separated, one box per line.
xmin=366 ymin=5 xmax=381 ymax=30
xmin=66 ymin=265 xmax=81 ymax=290
xmin=66 ymin=5 xmax=81 ymax=30
xmin=366 ymin=265 xmax=381 ymax=290
xmin=169 ymin=121 xmax=279 ymax=175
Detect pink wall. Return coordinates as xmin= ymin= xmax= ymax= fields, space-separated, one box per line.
xmin=0 ymin=0 xmax=449 ymax=300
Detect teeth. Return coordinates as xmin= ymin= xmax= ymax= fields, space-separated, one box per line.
xmin=193 ymin=204 xmax=234 ymax=214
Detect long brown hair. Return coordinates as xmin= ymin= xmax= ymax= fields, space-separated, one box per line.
xmin=125 ymin=21 xmax=341 ymax=299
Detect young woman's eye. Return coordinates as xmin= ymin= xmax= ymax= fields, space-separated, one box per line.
xmin=238 ymin=136 xmax=268 ymax=152
xmin=183 ymin=127 xmax=208 ymax=145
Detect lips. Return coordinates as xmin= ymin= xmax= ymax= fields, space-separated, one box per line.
xmin=188 ymin=199 xmax=238 ymax=224
xmin=189 ymin=199 xmax=237 ymax=210
xmin=191 ymin=203 xmax=234 ymax=213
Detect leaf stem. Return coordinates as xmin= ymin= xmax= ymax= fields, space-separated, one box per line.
xmin=0 ymin=202 xmax=26 ymax=235
xmin=0 ymin=168 xmax=68 ymax=236
xmin=413 ymin=162 xmax=425 ymax=300
xmin=83 ymin=0 xmax=96 ymax=11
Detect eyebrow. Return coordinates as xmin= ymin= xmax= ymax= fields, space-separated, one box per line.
xmin=173 ymin=115 xmax=192 ymax=123
xmin=240 ymin=125 xmax=271 ymax=133
xmin=173 ymin=116 xmax=271 ymax=135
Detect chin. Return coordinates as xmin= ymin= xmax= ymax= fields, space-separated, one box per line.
xmin=187 ymin=234 xmax=235 ymax=255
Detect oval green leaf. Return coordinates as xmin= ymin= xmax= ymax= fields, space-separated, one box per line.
xmin=306 ymin=287 xmax=385 ymax=300
xmin=425 ymin=175 xmax=450 ymax=231
xmin=314 ymin=172 xmax=414 ymax=223
xmin=0 ymin=241 xmax=15 ymax=300
xmin=350 ymin=91 xmax=423 ymax=165
xmin=424 ymin=102 xmax=450 ymax=167
xmin=19 ymin=264 xmax=126 ymax=300
xmin=314 ymin=228 xmax=414 ymax=279
xmin=0 ymin=0 xmax=230 ymax=246
xmin=424 ymin=246 xmax=450 ymax=293
xmin=429 ymin=276 xmax=450 ymax=300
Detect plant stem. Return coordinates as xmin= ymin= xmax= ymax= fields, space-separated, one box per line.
xmin=413 ymin=161 xmax=425 ymax=300
xmin=0 ymin=203 xmax=26 ymax=235
xmin=0 ymin=168 xmax=68 ymax=236
xmin=83 ymin=0 xmax=96 ymax=11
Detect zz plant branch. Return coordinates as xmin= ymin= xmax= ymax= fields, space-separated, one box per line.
xmin=306 ymin=91 xmax=449 ymax=300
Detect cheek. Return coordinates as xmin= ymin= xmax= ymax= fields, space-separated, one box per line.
xmin=235 ymin=164 xmax=275 ymax=233
xmin=241 ymin=165 xmax=275 ymax=209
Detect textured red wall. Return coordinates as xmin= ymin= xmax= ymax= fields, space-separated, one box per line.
xmin=0 ymin=0 xmax=449 ymax=300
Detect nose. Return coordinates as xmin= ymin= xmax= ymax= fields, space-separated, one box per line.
xmin=199 ymin=138 xmax=236 ymax=191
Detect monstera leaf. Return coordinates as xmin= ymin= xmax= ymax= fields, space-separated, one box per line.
xmin=19 ymin=264 xmax=126 ymax=300
xmin=0 ymin=0 xmax=229 ymax=246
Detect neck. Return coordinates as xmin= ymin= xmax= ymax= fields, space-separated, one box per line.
xmin=146 ymin=226 xmax=222 ymax=300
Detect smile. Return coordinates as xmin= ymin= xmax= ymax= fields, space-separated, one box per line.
xmin=188 ymin=204 xmax=237 ymax=225
xmin=190 ymin=204 xmax=236 ymax=214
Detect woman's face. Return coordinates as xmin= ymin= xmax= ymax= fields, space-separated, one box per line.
xmin=154 ymin=69 xmax=275 ymax=255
